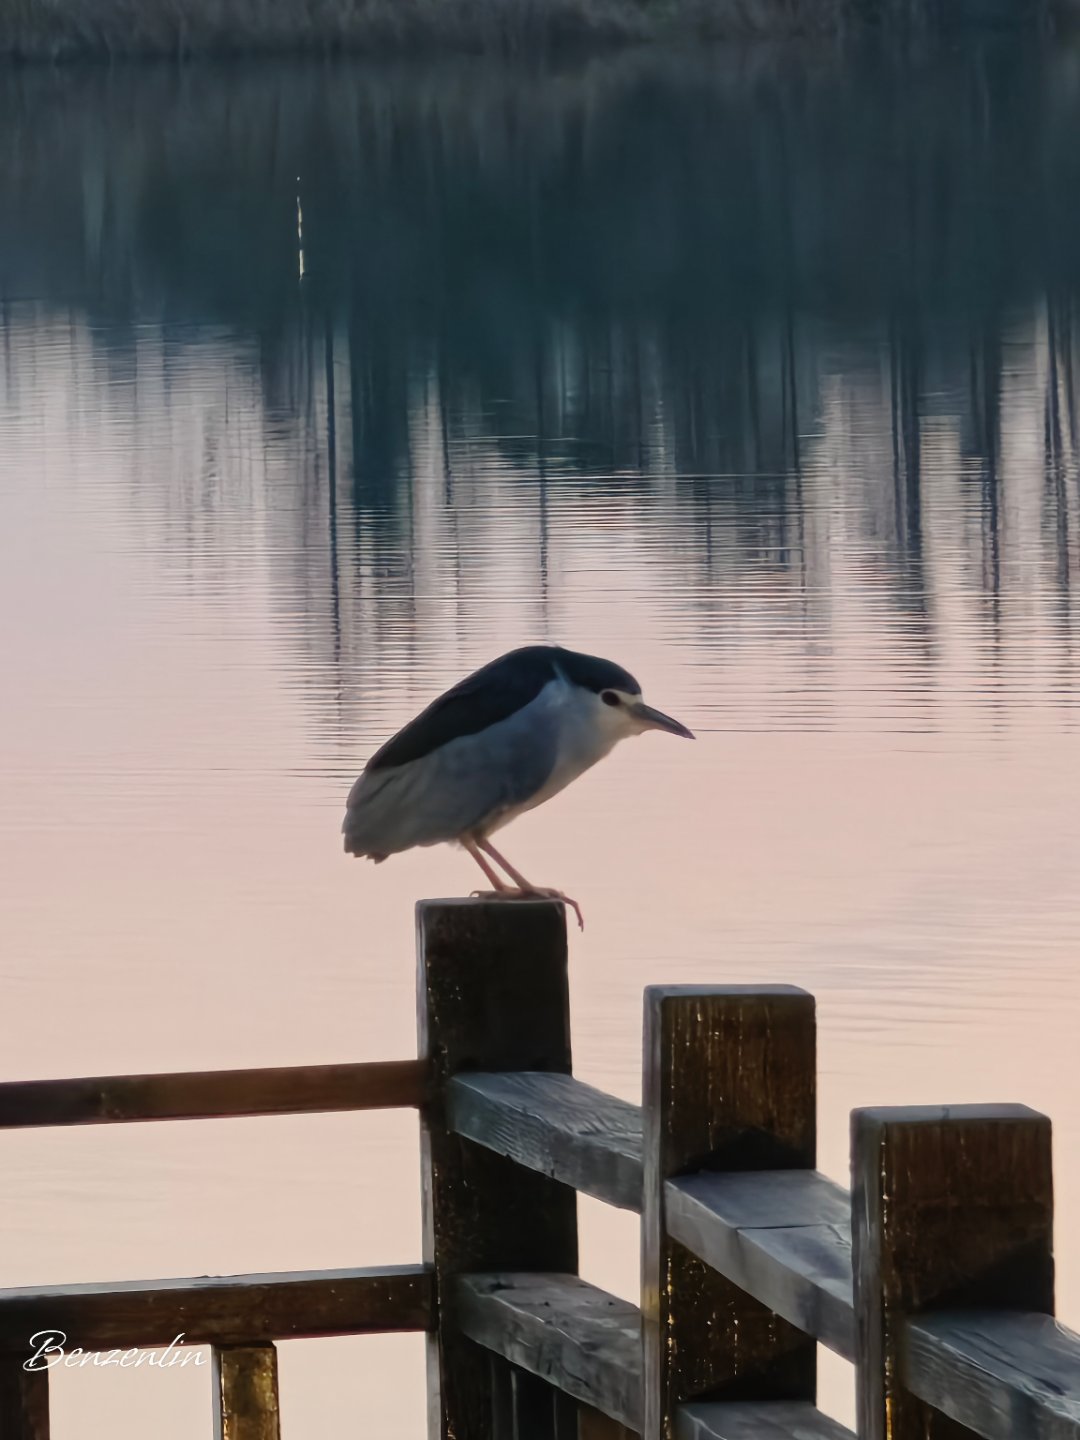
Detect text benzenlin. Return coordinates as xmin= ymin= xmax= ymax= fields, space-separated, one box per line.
xmin=24 ymin=1330 xmax=206 ymax=1371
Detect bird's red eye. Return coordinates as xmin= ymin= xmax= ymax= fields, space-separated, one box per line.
xmin=601 ymin=691 xmax=620 ymax=707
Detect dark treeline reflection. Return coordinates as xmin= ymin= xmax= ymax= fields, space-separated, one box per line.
xmin=3 ymin=42 xmax=1080 ymax=713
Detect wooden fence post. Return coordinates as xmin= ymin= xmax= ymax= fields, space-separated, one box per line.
xmin=417 ymin=898 xmax=578 ymax=1440
xmin=851 ymin=1104 xmax=1054 ymax=1440
xmin=492 ymin=1357 xmax=579 ymax=1440
xmin=0 ymin=1357 xmax=48 ymax=1440
xmin=641 ymin=985 xmax=818 ymax=1440
xmin=212 ymin=1344 xmax=281 ymax=1440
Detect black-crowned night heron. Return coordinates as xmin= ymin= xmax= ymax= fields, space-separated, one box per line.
xmin=342 ymin=645 xmax=693 ymax=928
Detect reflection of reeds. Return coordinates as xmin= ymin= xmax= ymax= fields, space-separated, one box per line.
xmin=2 ymin=43 xmax=1080 ymax=719
xmin=5 ymin=41 xmax=1080 ymax=314
xmin=0 ymin=0 xmax=848 ymax=61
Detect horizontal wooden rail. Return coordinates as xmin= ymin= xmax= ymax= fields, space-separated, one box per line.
xmin=447 ymin=1071 xmax=643 ymax=1210
xmin=904 ymin=1312 xmax=1080 ymax=1440
xmin=0 ymin=1059 xmax=427 ymax=1129
xmin=443 ymin=1065 xmax=1079 ymax=1440
xmin=678 ymin=1403 xmax=856 ymax=1439
xmin=0 ymin=1264 xmax=433 ymax=1349
xmin=0 ymin=909 xmax=1072 ymax=1440
xmin=665 ymin=1170 xmax=855 ymax=1361
xmin=446 ymin=1070 xmax=859 ymax=1356
xmin=456 ymin=1273 xmax=640 ymax=1430
xmin=456 ymin=1274 xmax=854 ymax=1439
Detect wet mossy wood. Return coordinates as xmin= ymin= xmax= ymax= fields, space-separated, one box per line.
xmin=417 ymin=898 xmax=577 ymax=1440
xmin=213 ymin=1344 xmax=280 ymax=1440
xmin=0 ymin=1357 xmax=49 ymax=1440
xmin=642 ymin=986 xmax=817 ymax=1440
xmin=851 ymin=1104 xmax=1055 ymax=1440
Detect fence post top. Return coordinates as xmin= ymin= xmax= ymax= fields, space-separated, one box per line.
xmin=643 ymin=983 xmax=814 ymax=1005
xmin=415 ymin=896 xmax=569 ymax=952
xmin=852 ymin=1103 xmax=1051 ymax=1131
xmin=415 ymin=896 xmax=567 ymax=916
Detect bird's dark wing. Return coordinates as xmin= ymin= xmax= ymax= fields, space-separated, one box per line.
xmin=366 ymin=647 xmax=560 ymax=772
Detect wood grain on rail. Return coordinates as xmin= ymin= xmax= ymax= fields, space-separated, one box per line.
xmin=678 ymin=1402 xmax=856 ymax=1439
xmin=665 ymin=1169 xmax=855 ymax=1361
xmin=457 ymin=1274 xmax=854 ymax=1440
xmin=904 ymin=1311 xmax=1080 ymax=1440
xmin=456 ymin=1273 xmax=642 ymax=1431
xmin=447 ymin=1071 xmax=643 ymax=1211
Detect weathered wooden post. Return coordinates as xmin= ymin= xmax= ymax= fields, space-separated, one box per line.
xmin=417 ymin=898 xmax=578 ymax=1440
xmin=212 ymin=1345 xmax=281 ymax=1440
xmin=0 ymin=1358 xmax=48 ymax=1440
xmin=851 ymin=1104 xmax=1055 ymax=1440
xmin=641 ymin=985 xmax=818 ymax=1439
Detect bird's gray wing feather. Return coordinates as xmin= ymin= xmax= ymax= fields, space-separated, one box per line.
xmin=343 ymin=691 xmax=560 ymax=857
xmin=364 ymin=647 xmax=559 ymax=772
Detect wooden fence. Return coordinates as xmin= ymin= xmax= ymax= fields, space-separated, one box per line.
xmin=1 ymin=897 xmax=1078 ymax=1439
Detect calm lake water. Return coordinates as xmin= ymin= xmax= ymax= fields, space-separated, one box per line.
xmin=2 ymin=38 xmax=1080 ymax=1436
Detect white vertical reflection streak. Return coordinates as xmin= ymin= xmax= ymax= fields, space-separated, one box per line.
xmin=297 ymin=176 xmax=305 ymax=280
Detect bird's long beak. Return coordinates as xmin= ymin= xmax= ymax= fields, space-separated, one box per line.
xmin=632 ymin=700 xmax=695 ymax=739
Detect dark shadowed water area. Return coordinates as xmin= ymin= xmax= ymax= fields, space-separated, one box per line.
xmin=2 ymin=38 xmax=1080 ymax=1435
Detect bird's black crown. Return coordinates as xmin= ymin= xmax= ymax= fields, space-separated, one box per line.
xmin=549 ymin=646 xmax=641 ymax=697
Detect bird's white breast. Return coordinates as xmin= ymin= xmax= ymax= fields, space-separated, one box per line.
xmin=487 ymin=676 xmax=620 ymax=830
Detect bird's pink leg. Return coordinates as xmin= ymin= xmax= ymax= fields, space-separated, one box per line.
xmin=463 ymin=837 xmax=510 ymax=894
xmin=477 ymin=838 xmax=584 ymax=931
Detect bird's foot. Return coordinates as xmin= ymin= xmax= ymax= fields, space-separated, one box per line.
xmin=515 ymin=886 xmax=585 ymax=931
xmin=469 ymin=886 xmax=585 ymax=931
xmin=512 ymin=881 xmax=587 ymax=927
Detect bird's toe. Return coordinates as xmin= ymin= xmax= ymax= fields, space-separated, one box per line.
xmin=527 ymin=887 xmax=585 ymax=931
